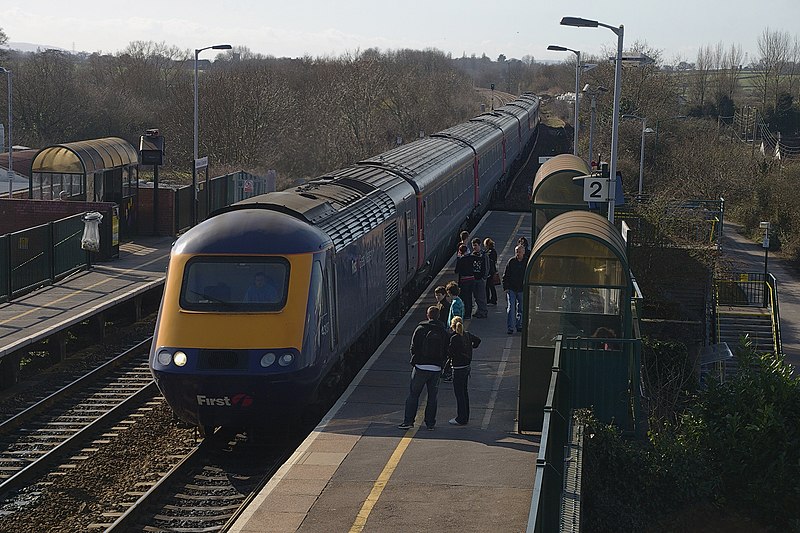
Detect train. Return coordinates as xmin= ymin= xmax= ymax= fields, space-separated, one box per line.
xmin=149 ymin=93 xmax=540 ymax=434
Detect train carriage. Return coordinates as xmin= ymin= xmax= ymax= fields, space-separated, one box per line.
xmin=150 ymin=94 xmax=540 ymax=434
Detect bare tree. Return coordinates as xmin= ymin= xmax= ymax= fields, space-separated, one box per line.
xmin=756 ymin=28 xmax=791 ymax=109
xmin=714 ymin=42 xmax=743 ymax=102
xmin=693 ymin=44 xmax=714 ymax=109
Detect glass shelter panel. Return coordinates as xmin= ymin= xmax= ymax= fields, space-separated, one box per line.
xmin=526 ymin=236 xmax=625 ymax=348
xmin=535 ymin=176 xmax=584 ymax=205
xmin=528 ymin=237 xmax=624 ymax=287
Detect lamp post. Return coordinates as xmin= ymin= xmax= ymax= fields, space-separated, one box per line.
xmin=193 ymin=43 xmax=231 ymax=224
xmin=0 ymin=67 xmax=11 ymax=197
xmin=561 ymin=16 xmax=623 ymax=223
xmin=621 ymin=114 xmax=654 ymax=199
xmin=582 ymin=84 xmax=607 ymax=165
xmin=548 ymin=45 xmax=581 ymax=157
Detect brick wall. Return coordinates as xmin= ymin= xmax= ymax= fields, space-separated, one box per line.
xmin=137 ymin=187 xmax=176 ymax=236
xmin=0 ymin=198 xmax=116 ymax=235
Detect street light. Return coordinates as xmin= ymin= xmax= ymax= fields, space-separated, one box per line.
xmin=193 ymin=43 xmax=231 ymax=224
xmin=548 ymin=45 xmax=581 ymax=157
xmin=582 ymin=84 xmax=607 ymax=165
xmin=0 ymin=67 xmax=11 ymax=197
xmin=622 ymin=115 xmax=655 ymax=199
xmin=562 ymin=16 xmax=624 ymax=223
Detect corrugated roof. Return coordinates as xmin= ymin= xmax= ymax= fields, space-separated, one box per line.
xmin=31 ymin=137 xmax=138 ymax=175
xmin=532 ymin=210 xmax=628 ymax=268
xmin=532 ymin=154 xmax=591 ymax=205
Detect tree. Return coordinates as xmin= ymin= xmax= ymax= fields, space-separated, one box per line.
xmin=0 ymin=27 xmax=7 ymax=60
xmin=756 ymin=28 xmax=791 ymax=110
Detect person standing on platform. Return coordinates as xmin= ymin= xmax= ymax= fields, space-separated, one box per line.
xmin=484 ymin=237 xmax=498 ymax=306
xmin=502 ymin=245 xmax=526 ymax=334
xmin=447 ymin=316 xmax=481 ymax=426
xmin=433 ymin=285 xmax=451 ymax=329
xmin=470 ymin=238 xmax=489 ymax=318
xmin=446 ymin=282 xmax=464 ymax=326
xmin=455 ymin=244 xmax=475 ymax=319
xmin=399 ymin=306 xmax=449 ymax=430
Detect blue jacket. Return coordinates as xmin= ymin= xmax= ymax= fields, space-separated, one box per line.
xmin=448 ymin=296 xmax=465 ymax=325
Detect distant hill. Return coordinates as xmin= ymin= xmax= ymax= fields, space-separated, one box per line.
xmin=7 ymin=41 xmax=70 ymax=53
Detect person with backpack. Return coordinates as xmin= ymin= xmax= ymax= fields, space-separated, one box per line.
xmin=446 ymin=316 xmax=481 ymax=426
xmin=399 ymin=306 xmax=448 ymax=430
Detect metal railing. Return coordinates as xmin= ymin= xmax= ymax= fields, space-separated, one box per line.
xmin=713 ymin=272 xmax=782 ymax=356
xmin=527 ymin=337 xmax=572 ymax=533
xmin=768 ymin=274 xmax=782 ymax=355
xmin=527 ymin=333 xmax=642 ymax=532
xmin=0 ymin=214 xmax=87 ymax=303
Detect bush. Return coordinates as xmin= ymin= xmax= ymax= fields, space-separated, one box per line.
xmin=694 ymin=340 xmax=800 ymax=524
xmin=581 ymin=340 xmax=800 ymax=530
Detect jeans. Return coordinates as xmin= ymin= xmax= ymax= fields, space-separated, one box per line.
xmin=486 ymin=278 xmax=497 ymax=304
xmin=452 ymin=366 xmax=471 ymax=424
xmin=403 ymin=367 xmax=441 ymax=427
xmin=506 ymin=290 xmax=523 ymax=331
xmin=460 ymin=279 xmax=474 ymax=318
xmin=473 ymin=279 xmax=488 ymax=316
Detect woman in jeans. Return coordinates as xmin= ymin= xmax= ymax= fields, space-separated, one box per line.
xmin=446 ymin=316 xmax=481 ymax=425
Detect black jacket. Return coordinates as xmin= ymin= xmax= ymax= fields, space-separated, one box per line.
xmin=502 ymin=257 xmax=526 ymax=292
xmin=410 ymin=320 xmax=448 ymax=366
xmin=447 ymin=331 xmax=481 ymax=367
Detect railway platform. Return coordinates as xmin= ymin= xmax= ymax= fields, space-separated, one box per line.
xmin=0 ymin=235 xmax=173 ymax=377
xmin=230 ymin=211 xmax=540 ymax=533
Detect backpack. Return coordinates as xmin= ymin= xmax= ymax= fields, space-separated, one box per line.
xmin=422 ymin=325 xmax=446 ymax=362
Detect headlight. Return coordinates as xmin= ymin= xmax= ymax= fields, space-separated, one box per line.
xmin=173 ymin=351 xmax=188 ymax=367
xmin=260 ymin=352 xmax=276 ymax=367
xmin=157 ymin=350 xmax=172 ymax=366
xmin=278 ymin=353 xmax=294 ymax=367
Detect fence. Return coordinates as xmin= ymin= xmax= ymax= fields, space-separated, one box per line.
xmin=174 ymin=170 xmax=268 ymax=234
xmin=0 ymin=214 xmax=87 ymax=303
xmin=527 ymin=333 xmax=642 ymax=532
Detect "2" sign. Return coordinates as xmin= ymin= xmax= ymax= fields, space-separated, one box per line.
xmin=583 ymin=176 xmax=610 ymax=202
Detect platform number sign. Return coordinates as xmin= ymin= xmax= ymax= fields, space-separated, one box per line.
xmin=583 ymin=176 xmax=610 ymax=202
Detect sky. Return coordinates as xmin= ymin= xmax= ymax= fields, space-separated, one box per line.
xmin=3 ymin=0 xmax=799 ymax=65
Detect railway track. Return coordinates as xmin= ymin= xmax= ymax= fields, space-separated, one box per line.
xmin=0 ymin=338 xmax=155 ymax=499
xmin=106 ymin=429 xmax=294 ymax=532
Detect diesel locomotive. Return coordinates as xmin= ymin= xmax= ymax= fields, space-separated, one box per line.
xmin=150 ymin=93 xmax=540 ymax=434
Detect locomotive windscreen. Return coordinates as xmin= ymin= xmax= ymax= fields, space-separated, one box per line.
xmin=179 ymin=256 xmax=290 ymax=312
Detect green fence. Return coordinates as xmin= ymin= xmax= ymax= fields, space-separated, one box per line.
xmin=0 ymin=214 xmax=87 ymax=303
xmin=527 ymin=338 xmax=572 ymax=532
xmin=527 ymin=334 xmax=642 ymax=532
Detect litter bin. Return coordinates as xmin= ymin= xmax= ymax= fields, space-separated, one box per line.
xmin=82 ymin=212 xmax=103 ymax=269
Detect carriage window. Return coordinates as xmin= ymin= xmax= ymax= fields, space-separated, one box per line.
xmin=180 ymin=256 xmax=290 ymax=312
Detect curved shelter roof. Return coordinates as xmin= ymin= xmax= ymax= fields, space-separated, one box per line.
xmin=532 ymin=153 xmax=590 ymax=206
xmin=529 ymin=210 xmax=629 ymax=287
xmin=31 ymin=137 xmax=138 ymax=175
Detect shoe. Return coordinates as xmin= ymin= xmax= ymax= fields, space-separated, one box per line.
xmin=426 ymin=425 xmax=435 ymax=431
xmin=398 ymin=423 xmax=413 ymax=430
xmin=443 ymin=376 xmax=453 ymax=382
xmin=449 ymin=418 xmax=466 ymax=426
xmin=516 ymin=327 xmax=522 ymax=332
xmin=507 ymin=329 xmax=514 ymax=334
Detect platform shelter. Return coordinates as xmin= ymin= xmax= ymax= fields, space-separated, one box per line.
xmin=519 ymin=210 xmax=637 ymax=431
xmin=30 ymin=137 xmax=139 ymax=237
xmin=530 ymin=154 xmax=590 ymax=241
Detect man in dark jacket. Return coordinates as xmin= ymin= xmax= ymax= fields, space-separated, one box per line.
xmin=502 ymin=244 xmax=526 ymax=334
xmin=469 ymin=238 xmax=489 ymax=318
xmin=399 ymin=306 xmax=448 ymax=430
